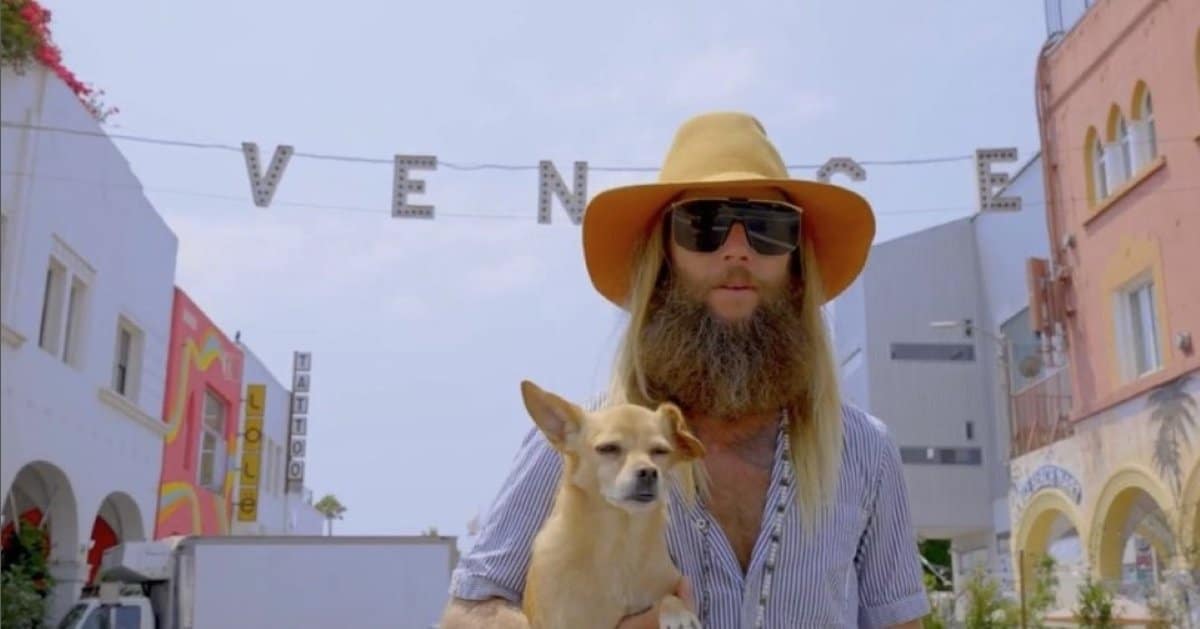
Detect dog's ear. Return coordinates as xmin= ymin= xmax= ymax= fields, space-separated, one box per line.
xmin=657 ymin=402 xmax=705 ymax=461
xmin=520 ymin=380 xmax=583 ymax=450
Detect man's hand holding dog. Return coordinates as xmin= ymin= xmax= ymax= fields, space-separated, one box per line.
xmin=616 ymin=577 xmax=698 ymax=629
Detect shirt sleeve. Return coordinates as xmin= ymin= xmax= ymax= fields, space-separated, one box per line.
xmin=856 ymin=427 xmax=931 ymax=628
xmin=448 ymin=428 xmax=562 ymax=603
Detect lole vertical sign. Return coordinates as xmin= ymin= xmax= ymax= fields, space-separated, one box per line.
xmin=287 ymin=351 xmax=311 ymax=492
xmin=237 ymin=384 xmax=267 ymax=522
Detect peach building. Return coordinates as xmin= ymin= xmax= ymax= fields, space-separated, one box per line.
xmin=1008 ymin=0 xmax=1200 ymax=616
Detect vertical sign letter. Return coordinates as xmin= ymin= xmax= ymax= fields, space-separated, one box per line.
xmin=975 ymin=148 xmax=1021 ymax=212
xmin=538 ymin=160 xmax=588 ymax=225
xmin=237 ymin=383 xmax=267 ymax=522
xmin=392 ymin=155 xmax=437 ymax=219
xmin=242 ymin=142 xmax=294 ymax=208
xmin=815 ymin=157 xmax=867 ymax=184
xmin=287 ymin=350 xmax=312 ymax=491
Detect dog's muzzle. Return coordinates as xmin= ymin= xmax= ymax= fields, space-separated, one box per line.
xmin=630 ymin=467 xmax=659 ymax=503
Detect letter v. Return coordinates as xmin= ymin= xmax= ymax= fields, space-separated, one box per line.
xmin=242 ymin=142 xmax=294 ymax=207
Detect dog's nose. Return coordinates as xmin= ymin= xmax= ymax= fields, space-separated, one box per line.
xmin=636 ymin=467 xmax=658 ymax=481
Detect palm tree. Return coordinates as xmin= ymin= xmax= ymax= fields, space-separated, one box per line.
xmin=313 ymin=494 xmax=347 ymax=536
xmin=1148 ymin=374 xmax=1197 ymax=497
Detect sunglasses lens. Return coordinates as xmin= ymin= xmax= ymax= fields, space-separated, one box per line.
xmin=671 ymin=200 xmax=800 ymax=255
xmin=671 ymin=201 xmax=729 ymax=252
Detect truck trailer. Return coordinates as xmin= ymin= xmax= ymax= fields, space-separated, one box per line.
xmin=55 ymin=535 xmax=458 ymax=629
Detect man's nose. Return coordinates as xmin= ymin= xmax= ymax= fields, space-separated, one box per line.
xmin=719 ymin=223 xmax=752 ymax=260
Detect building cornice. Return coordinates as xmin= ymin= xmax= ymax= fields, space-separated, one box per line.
xmin=98 ymin=387 xmax=168 ymax=439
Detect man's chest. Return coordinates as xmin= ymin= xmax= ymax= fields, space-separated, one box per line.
xmin=704 ymin=463 xmax=770 ymax=571
xmin=664 ymin=456 xmax=873 ymax=627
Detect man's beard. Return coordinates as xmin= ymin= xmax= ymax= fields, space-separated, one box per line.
xmin=638 ymin=272 xmax=812 ymax=419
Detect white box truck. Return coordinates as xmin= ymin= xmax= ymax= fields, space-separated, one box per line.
xmin=55 ymin=535 xmax=458 ymax=629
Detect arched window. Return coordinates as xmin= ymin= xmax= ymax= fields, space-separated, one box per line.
xmin=1090 ymin=131 xmax=1108 ymax=202
xmin=1130 ymin=82 xmax=1158 ymax=170
xmin=1140 ymin=91 xmax=1156 ymax=160
xmin=1104 ymin=105 xmax=1130 ymax=188
xmin=1116 ymin=114 xmax=1133 ymax=181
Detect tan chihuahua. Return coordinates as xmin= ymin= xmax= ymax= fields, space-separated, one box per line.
xmin=519 ymin=380 xmax=705 ymax=629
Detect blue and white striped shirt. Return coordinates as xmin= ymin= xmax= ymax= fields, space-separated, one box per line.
xmin=449 ymin=403 xmax=930 ymax=628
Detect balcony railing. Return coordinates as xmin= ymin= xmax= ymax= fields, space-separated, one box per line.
xmin=1044 ymin=0 xmax=1094 ymax=39
xmin=1011 ymin=366 xmax=1073 ymax=458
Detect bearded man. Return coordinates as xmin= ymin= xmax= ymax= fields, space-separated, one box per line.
xmin=440 ymin=112 xmax=929 ymax=628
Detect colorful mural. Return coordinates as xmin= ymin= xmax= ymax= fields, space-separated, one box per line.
xmin=154 ymin=289 xmax=243 ymax=538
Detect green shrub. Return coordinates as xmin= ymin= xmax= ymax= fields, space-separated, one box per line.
xmin=963 ymin=565 xmax=1018 ymax=629
xmin=1026 ymin=554 xmax=1060 ymax=628
xmin=922 ymin=572 xmax=949 ymax=629
xmin=0 ymin=520 xmax=54 ymax=628
xmin=1073 ymin=574 xmax=1115 ymax=629
xmin=2 ymin=565 xmax=49 ymax=628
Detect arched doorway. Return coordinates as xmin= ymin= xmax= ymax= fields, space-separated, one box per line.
xmin=2 ymin=462 xmax=80 ymax=559
xmin=1182 ymin=462 xmax=1200 ymax=574
xmin=85 ymin=492 xmax=145 ymax=584
xmin=1 ymin=461 xmax=81 ymax=624
xmin=1090 ymin=467 xmax=1177 ymax=601
xmin=1014 ymin=490 xmax=1086 ymax=609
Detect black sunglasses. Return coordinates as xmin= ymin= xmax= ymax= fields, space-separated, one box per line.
xmin=667 ymin=198 xmax=802 ymax=256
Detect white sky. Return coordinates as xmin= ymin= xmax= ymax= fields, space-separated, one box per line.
xmin=45 ymin=0 xmax=1047 ymax=540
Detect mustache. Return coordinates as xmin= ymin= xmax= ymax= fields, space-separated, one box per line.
xmin=708 ymin=267 xmax=757 ymax=290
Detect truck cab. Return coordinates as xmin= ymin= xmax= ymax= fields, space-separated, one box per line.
xmin=55 ymin=584 xmax=154 ymax=629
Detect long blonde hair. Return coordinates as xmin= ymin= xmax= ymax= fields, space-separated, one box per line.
xmin=606 ymin=218 xmax=844 ymax=532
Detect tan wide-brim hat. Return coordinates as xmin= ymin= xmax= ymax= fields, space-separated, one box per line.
xmin=582 ymin=111 xmax=875 ymax=310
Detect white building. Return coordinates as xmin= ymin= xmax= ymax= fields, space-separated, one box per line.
xmin=290 ymin=489 xmax=326 ymax=536
xmin=832 ymin=153 xmax=1049 ymax=591
xmin=231 ymin=343 xmax=324 ymax=536
xmin=1 ymin=66 xmax=178 ymax=621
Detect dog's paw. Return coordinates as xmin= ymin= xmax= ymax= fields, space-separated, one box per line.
xmin=657 ymin=595 xmax=701 ymax=629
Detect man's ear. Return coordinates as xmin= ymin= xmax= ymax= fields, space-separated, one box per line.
xmin=658 ymin=402 xmax=705 ymax=461
xmin=520 ymin=380 xmax=584 ymax=450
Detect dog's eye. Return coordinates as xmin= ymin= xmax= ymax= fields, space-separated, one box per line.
xmin=650 ymin=447 xmax=671 ymax=457
xmin=595 ymin=443 xmax=621 ymax=455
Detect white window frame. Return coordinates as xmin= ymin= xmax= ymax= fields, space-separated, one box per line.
xmin=198 ymin=390 xmax=230 ymax=494
xmin=61 ymin=276 xmax=87 ymax=366
xmin=1115 ymin=115 xmax=1133 ymax=183
xmin=111 ymin=316 xmax=145 ymax=401
xmin=1115 ymin=275 xmax=1163 ymax=381
xmin=37 ymin=238 xmax=95 ymax=367
xmin=38 ymin=258 xmax=68 ymax=355
xmin=1132 ymin=91 xmax=1157 ymax=168
xmin=1091 ymin=136 xmax=1109 ymax=200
